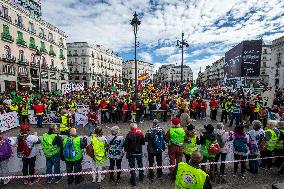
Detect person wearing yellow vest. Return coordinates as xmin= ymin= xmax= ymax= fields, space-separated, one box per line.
xmin=9 ymin=103 xmax=18 ymax=112
xmin=175 ymin=151 xmax=212 ymax=189
xmin=62 ymin=128 xmax=87 ymax=185
xmin=60 ymin=111 xmax=71 ymax=135
xmin=21 ymin=103 xmax=29 ymax=124
xmin=260 ymin=120 xmax=278 ymax=169
xmin=165 ymin=117 xmax=186 ymax=179
xmin=183 ymin=124 xmax=198 ymax=164
xmin=91 ymin=126 xmax=108 ymax=183
xmin=41 ymin=125 xmax=62 ymax=184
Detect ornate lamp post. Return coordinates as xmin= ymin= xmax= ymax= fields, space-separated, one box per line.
xmin=176 ymin=32 xmax=189 ymax=83
xmin=130 ymin=12 xmax=141 ymax=100
xmin=35 ymin=50 xmax=42 ymax=93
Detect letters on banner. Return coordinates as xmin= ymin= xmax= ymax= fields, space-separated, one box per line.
xmin=0 ymin=112 xmax=20 ymax=133
xmin=28 ymin=110 xmax=61 ymax=125
xmin=62 ymin=83 xmax=84 ymax=95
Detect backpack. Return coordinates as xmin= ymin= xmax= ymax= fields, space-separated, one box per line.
xmin=208 ymin=141 xmax=220 ymax=155
xmin=216 ymin=134 xmax=225 ymax=149
xmin=0 ymin=137 xmax=12 ymax=161
xmin=233 ymin=136 xmax=248 ymax=153
xmin=63 ymin=138 xmax=76 ymax=159
xmin=17 ymin=135 xmax=32 ymax=158
xmin=153 ymin=131 xmax=165 ymax=152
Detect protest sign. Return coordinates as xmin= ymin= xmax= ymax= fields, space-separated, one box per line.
xmin=28 ymin=110 xmax=61 ymax=125
xmin=62 ymin=83 xmax=84 ymax=95
xmin=0 ymin=112 xmax=20 ymax=133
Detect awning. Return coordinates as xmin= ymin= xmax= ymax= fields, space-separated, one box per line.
xmin=18 ymin=83 xmax=34 ymax=86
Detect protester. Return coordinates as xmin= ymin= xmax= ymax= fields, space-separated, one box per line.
xmin=107 ymin=126 xmax=124 ymax=183
xmin=145 ymin=119 xmax=165 ymax=181
xmin=229 ymin=100 xmax=242 ymax=127
xmin=175 ymin=151 xmax=212 ymax=189
xmin=41 ymin=125 xmax=62 ymax=184
xmin=0 ymin=134 xmax=15 ymax=185
xmin=231 ymin=125 xmax=249 ymax=178
xmin=165 ymin=117 xmax=186 ymax=180
xmin=214 ymin=123 xmax=231 ymax=176
xmin=62 ymin=128 xmax=87 ymax=185
xmin=210 ymin=97 xmax=219 ymax=120
xmin=124 ymin=123 xmax=145 ymax=186
xmin=247 ymin=120 xmax=264 ymax=174
xmin=183 ymin=124 xmax=198 ymax=164
xmin=33 ymin=101 xmax=45 ymax=128
xmin=275 ymin=121 xmax=284 ymax=167
xmin=260 ymin=120 xmax=278 ymax=169
xmin=91 ymin=126 xmax=108 ymax=183
xmin=180 ymin=108 xmax=191 ymax=128
xmin=200 ymin=99 xmax=207 ymax=119
xmin=17 ymin=124 xmax=41 ymax=185
xmin=60 ymin=111 xmax=71 ymax=135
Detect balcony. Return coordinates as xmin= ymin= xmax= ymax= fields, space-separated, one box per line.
xmin=17 ymin=58 xmax=29 ymax=65
xmin=16 ymin=38 xmax=27 ymax=47
xmin=1 ymin=14 xmax=12 ymax=23
xmin=1 ymin=54 xmax=16 ymax=63
xmin=1 ymin=32 xmax=14 ymax=43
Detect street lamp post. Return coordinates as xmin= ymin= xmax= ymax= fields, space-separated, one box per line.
xmin=176 ymin=32 xmax=189 ymax=83
xmin=35 ymin=50 xmax=42 ymax=93
xmin=130 ymin=12 xmax=141 ymax=101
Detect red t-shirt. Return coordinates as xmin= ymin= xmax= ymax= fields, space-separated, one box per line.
xmin=34 ymin=104 xmax=45 ymax=115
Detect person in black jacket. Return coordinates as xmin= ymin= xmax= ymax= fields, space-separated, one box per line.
xmin=124 ymin=123 xmax=145 ymax=186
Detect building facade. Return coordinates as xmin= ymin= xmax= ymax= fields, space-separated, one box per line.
xmin=0 ymin=0 xmax=68 ymax=92
xmin=259 ymin=45 xmax=273 ymax=86
xmin=122 ymin=59 xmax=154 ymax=82
xmin=156 ymin=64 xmax=193 ymax=86
xmin=271 ymin=36 xmax=284 ymax=89
xmin=67 ymin=42 xmax=122 ymax=87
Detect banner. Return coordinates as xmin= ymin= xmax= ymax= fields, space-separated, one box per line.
xmin=28 ymin=110 xmax=61 ymax=125
xmin=62 ymin=83 xmax=84 ymax=95
xmin=0 ymin=112 xmax=20 ymax=133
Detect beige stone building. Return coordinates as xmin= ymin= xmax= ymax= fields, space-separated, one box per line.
xmin=67 ymin=42 xmax=122 ymax=87
xmin=271 ymin=36 xmax=284 ymax=89
xmin=0 ymin=0 xmax=68 ymax=92
xmin=122 ymin=60 xmax=154 ymax=82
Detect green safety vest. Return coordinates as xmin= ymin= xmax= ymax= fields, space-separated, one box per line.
xmin=41 ymin=133 xmax=60 ymax=157
xmin=200 ymin=139 xmax=215 ymax=158
xmin=265 ymin=129 xmax=278 ymax=151
xmin=144 ymin=99 xmax=149 ymax=107
xmin=183 ymin=135 xmax=198 ymax=155
xmin=60 ymin=114 xmax=70 ymax=132
xmin=169 ymin=127 xmax=186 ymax=146
xmin=21 ymin=106 xmax=29 ymax=115
xmin=63 ymin=136 xmax=83 ymax=161
xmin=276 ymin=129 xmax=284 ymax=150
xmin=92 ymin=135 xmax=108 ymax=165
xmin=175 ymin=162 xmax=208 ymax=189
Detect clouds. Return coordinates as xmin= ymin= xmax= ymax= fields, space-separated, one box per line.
xmin=138 ymin=52 xmax=152 ymax=62
xmin=41 ymin=0 xmax=284 ymax=79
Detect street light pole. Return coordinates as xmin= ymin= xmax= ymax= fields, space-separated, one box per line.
xmin=36 ymin=50 xmax=42 ymax=93
xmin=176 ymin=32 xmax=189 ymax=83
xmin=131 ymin=12 xmax=141 ymax=101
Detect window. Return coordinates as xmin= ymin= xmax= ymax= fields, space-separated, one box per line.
xmin=82 ymin=50 xmax=85 ymax=55
xmin=30 ymin=53 xmax=35 ymax=64
xmin=48 ymin=32 xmax=53 ymax=41
xmin=49 ymin=45 xmax=55 ymax=56
xmin=28 ymin=22 xmax=34 ymax=32
xmin=40 ymin=41 xmax=47 ymax=53
xmin=263 ymin=49 xmax=267 ymax=54
xmin=4 ymin=45 xmax=11 ymax=58
xmin=59 ymin=49 xmax=65 ymax=60
xmin=1 ymin=24 xmax=13 ymax=42
xmin=16 ymin=15 xmax=23 ymax=27
xmin=39 ymin=28 xmax=44 ymax=37
xmin=3 ymin=64 xmax=14 ymax=75
xmin=2 ymin=6 xmax=8 ymax=17
xmin=263 ymin=62 xmax=266 ymax=67
xmin=74 ymin=50 xmax=78 ymax=55
xmin=59 ymin=37 xmax=63 ymax=45
xmin=29 ymin=37 xmax=37 ymax=49
xmin=51 ymin=59 xmax=54 ymax=68
xmin=19 ymin=50 xmax=24 ymax=61
xmin=263 ymin=56 xmax=266 ymax=60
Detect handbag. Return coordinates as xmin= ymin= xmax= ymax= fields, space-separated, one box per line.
xmin=86 ymin=136 xmax=94 ymax=158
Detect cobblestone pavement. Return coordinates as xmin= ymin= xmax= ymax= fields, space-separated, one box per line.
xmin=2 ymin=113 xmax=284 ymax=189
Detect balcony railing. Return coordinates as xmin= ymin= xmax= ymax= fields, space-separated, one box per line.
xmin=16 ymin=38 xmax=27 ymax=47
xmin=2 ymin=54 xmax=16 ymax=63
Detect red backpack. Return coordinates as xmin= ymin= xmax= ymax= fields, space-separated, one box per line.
xmin=208 ymin=141 xmax=220 ymax=155
xmin=17 ymin=135 xmax=32 ymax=158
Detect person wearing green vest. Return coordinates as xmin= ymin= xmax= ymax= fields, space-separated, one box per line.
xmin=41 ymin=125 xmax=62 ymax=184
xmin=260 ymin=120 xmax=278 ymax=169
xmin=21 ymin=103 xmax=29 ymax=124
xmin=91 ymin=126 xmax=108 ymax=183
xmin=175 ymin=151 xmax=212 ymax=189
xmin=165 ymin=117 xmax=186 ymax=180
xmin=60 ymin=111 xmax=71 ymax=135
xmin=183 ymin=124 xmax=198 ymax=164
xmin=62 ymin=128 xmax=87 ymax=185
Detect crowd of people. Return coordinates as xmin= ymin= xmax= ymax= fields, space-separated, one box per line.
xmin=0 ymin=85 xmax=283 ymax=188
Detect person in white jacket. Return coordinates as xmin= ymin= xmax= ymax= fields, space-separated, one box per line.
xmin=214 ymin=123 xmax=232 ymax=176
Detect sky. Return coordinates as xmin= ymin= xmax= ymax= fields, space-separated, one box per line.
xmin=41 ymin=0 xmax=284 ymax=79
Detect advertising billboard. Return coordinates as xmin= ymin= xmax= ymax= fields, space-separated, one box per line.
xmin=224 ymin=43 xmax=243 ymax=78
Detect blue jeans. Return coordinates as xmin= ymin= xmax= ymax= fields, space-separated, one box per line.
xmin=37 ymin=115 xmax=43 ymax=127
xmin=230 ymin=113 xmax=240 ymax=127
xmin=46 ymin=154 xmax=61 ymax=182
xmin=248 ymin=154 xmax=258 ymax=173
xmin=127 ymin=154 xmax=144 ymax=185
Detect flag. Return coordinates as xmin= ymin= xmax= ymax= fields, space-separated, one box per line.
xmin=189 ymin=85 xmax=198 ymax=97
